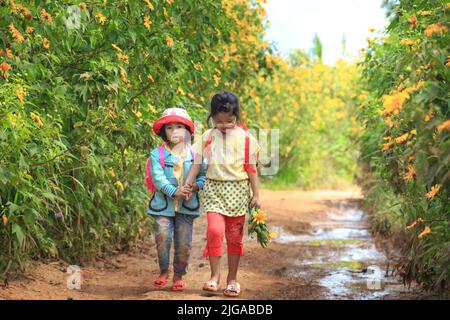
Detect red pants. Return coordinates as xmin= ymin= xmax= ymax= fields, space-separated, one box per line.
xmin=203 ymin=211 xmax=245 ymax=257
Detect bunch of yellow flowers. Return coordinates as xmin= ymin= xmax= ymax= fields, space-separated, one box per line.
xmin=248 ymin=207 xmax=277 ymax=248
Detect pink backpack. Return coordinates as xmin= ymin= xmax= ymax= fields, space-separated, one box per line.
xmin=145 ymin=143 xmax=196 ymax=194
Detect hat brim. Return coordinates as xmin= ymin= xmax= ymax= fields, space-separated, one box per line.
xmin=152 ymin=115 xmax=195 ymax=135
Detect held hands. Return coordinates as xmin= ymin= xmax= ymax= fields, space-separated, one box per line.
xmin=175 ymin=183 xmax=198 ymax=201
xmin=174 ymin=185 xmax=191 ymax=199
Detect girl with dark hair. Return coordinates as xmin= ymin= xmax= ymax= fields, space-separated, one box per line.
xmin=184 ymin=91 xmax=261 ymax=297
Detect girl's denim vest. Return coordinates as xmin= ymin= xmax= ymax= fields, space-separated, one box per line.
xmin=147 ymin=146 xmax=206 ymax=217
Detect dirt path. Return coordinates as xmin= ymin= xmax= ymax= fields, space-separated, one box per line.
xmin=0 ymin=188 xmax=433 ymax=300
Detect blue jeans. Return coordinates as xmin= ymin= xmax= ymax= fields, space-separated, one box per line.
xmin=153 ymin=213 xmax=194 ymax=275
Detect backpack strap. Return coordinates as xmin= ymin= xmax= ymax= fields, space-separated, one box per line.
xmin=204 ymin=128 xmax=215 ymax=162
xmin=145 ymin=143 xmax=166 ymax=193
xmin=158 ymin=142 xmax=166 ymax=170
xmin=239 ymin=123 xmax=257 ymax=174
xmin=188 ymin=144 xmax=197 ymax=161
xmin=145 ymin=158 xmax=152 ymax=191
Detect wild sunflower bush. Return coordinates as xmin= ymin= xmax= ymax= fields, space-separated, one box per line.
xmin=357 ymin=0 xmax=449 ymax=294
xmin=245 ymin=49 xmax=363 ymax=189
xmin=0 ymin=0 xmax=272 ymax=277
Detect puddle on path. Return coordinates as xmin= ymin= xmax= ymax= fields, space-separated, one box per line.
xmin=270 ymin=203 xmax=408 ymax=299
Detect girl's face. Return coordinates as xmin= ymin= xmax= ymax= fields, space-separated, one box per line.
xmin=212 ymin=112 xmax=237 ymax=134
xmin=164 ymin=122 xmax=187 ymax=145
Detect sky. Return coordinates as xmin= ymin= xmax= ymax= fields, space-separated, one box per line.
xmin=264 ymin=0 xmax=389 ymax=65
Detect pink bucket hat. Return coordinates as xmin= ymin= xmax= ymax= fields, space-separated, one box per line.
xmin=152 ymin=107 xmax=195 ymax=135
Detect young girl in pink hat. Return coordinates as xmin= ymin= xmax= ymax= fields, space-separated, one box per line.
xmin=147 ymin=107 xmax=206 ymax=291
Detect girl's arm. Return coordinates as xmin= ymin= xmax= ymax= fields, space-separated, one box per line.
xmin=183 ymin=153 xmax=203 ymax=199
xmin=185 ymin=153 xmax=203 ymax=186
xmin=248 ymin=164 xmax=261 ymax=208
xmin=150 ymin=151 xmax=189 ymax=198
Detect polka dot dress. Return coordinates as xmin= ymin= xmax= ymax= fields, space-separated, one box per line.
xmin=200 ymin=179 xmax=252 ymax=217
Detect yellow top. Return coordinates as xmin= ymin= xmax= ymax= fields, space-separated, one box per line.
xmin=164 ymin=144 xmax=188 ymax=211
xmin=192 ymin=126 xmax=260 ymax=181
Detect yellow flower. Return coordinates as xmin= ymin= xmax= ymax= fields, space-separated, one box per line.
xmin=424 ymin=23 xmax=447 ymax=36
xmin=166 ymin=36 xmax=174 ymax=47
xmin=426 ymin=184 xmax=441 ymax=199
xmin=268 ymin=231 xmax=278 ymax=240
xmin=406 ymin=217 xmax=424 ymax=230
xmin=213 ymin=74 xmax=220 ymax=87
xmin=437 ymin=120 xmax=450 ymax=133
xmin=404 ymin=165 xmax=416 ymax=181
xmin=117 ymin=52 xmax=129 ymax=64
xmin=40 ymin=8 xmax=53 ymax=24
xmin=5 ymin=48 xmax=13 ymax=59
xmin=209 ymin=52 xmax=219 ymax=62
xmin=424 ymin=111 xmax=434 ymax=122
xmin=147 ymin=74 xmax=155 ymax=82
xmin=382 ymin=141 xmax=394 ymax=151
xmin=177 ymin=87 xmax=185 ymax=96
xmin=394 ymin=132 xmax=410 ymax=144
xmin=368 ymin=28 xmax=376 ymax=33
xmin=30 ymin=112 xmax=44 ymax=127
xmin=0 ymin=61 xmax=11 ymax=74
xmin=80 ymin=2 xmax=87 ymax=10
xmin=96 ymin=13 xmax=107 ymax=25
xmin=418 ymin=226 xmax=431 ymax=238
xmin=43 ymin=37 xmax=50 ymax=49
xmin=381 ymin=91 xmax=410 ymax=116
xmin=16 ymin=86 xmax=25 ymax=104
xmin=25 ymin=26 xmax=34 ymax=34
xmin=112 ymin=44 xmax=122 ymax=52
xmin=119 ymin=68 xmax=130 ymax=86
xmin=133 ymin=110 xmax=142 ymax=118
xmin=252 ymin=209 xmax=267 ymax=225
xmin=144 ymin=15 xmax=152 ymax=30
xmin=148 ymin=104 xmax=157 ymax=113
xmin=108 ymin=167 xmax=116 ymax=178
xmin=385 ymin=117 xmax=393 ymax=128
xmin=145 ymin=0 xmax=155 ymax=11
xmin=11 ymin=2 xmax=32 ymax=20
xmin=400 ymin=38 xmax=415 ymax=46
xmin=192 ymin=61 xmax=203 ymax=71
xmin=8 ymin=23 xmax=24 ymax=43
xmin=418 ymin=10 xmax=432 ymax=16
xmin=2 ymin=214 xmax=7 ymax=226
xmin=409 ymin=14 xmax=418 ymax=28
xmin=115 ymin=180 xmax=125 ymax=190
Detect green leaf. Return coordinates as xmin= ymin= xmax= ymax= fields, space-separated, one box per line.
xmin=12 ymin=224 xmax=25 ymax=246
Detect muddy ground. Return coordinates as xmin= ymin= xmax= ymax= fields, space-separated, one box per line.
xmin=0 ymin=188 xmax=438 ymax=300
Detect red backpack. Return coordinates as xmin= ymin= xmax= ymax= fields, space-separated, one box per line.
xmin=145 ymin=143 xmax=196 ymax=194
xmin=204 ymin=122 xmax=257 ymax=174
